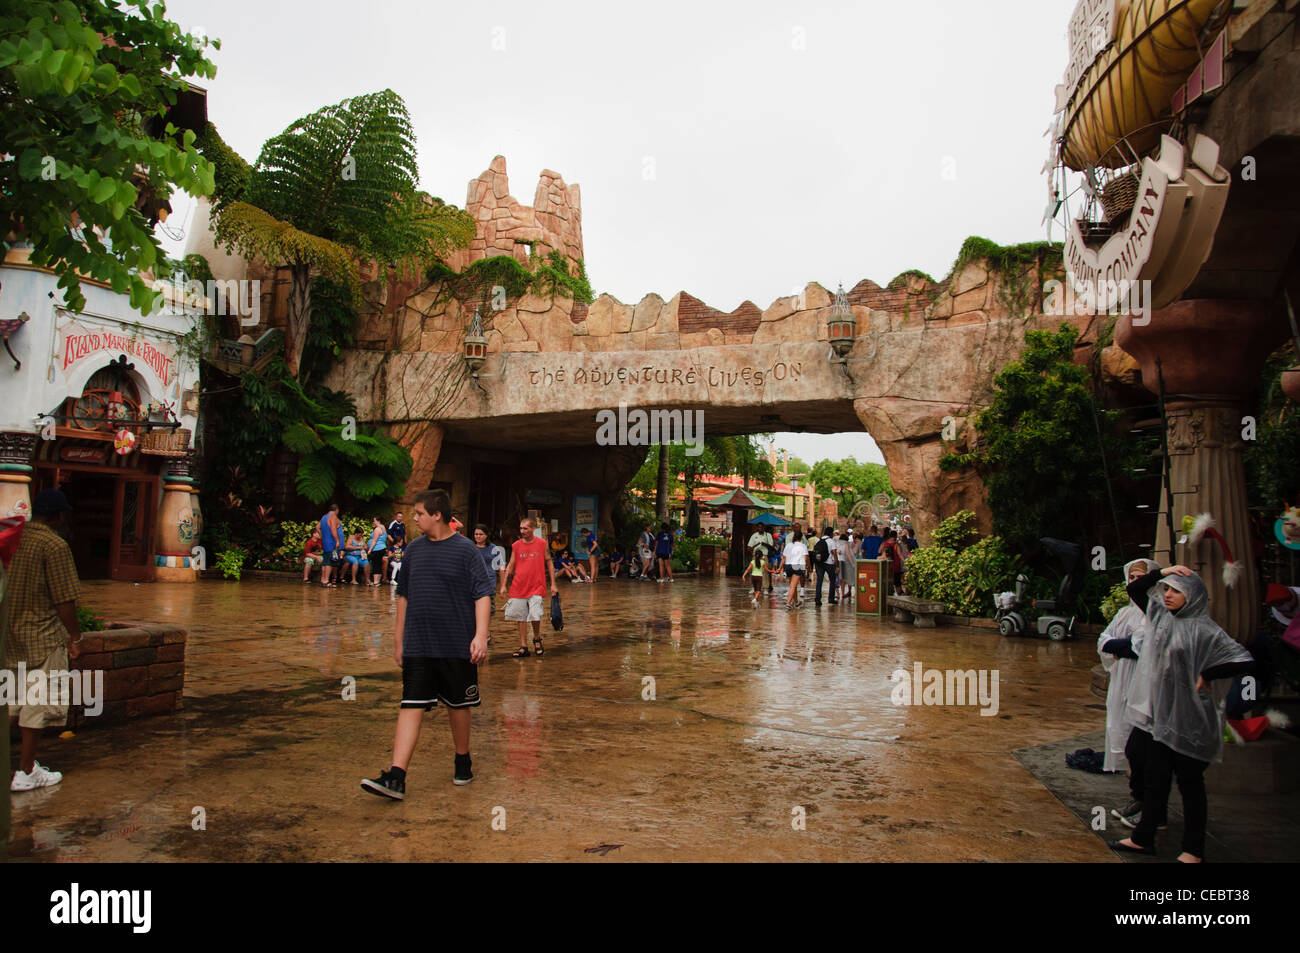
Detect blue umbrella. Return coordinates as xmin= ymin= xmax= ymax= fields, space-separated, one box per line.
xmin=749 ymin=511 xmax=791 ymax=527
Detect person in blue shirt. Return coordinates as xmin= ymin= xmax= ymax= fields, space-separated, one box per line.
xmin=580 ymin=528 xmax=601 ymax=582
xmin=318 ymin=503 xmax=345 ymax=588
xmin=655 ymin=522 xmax=674 ymax=583
xmin=860 ymin=525 xmax=883 ymax=560
xmin=609 ymin=546 xmax=626 ymax=578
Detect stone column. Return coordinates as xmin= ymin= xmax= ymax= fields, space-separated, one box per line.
xmin=853 ymin=399 xmax=990 ymax=543
xmin=390 ymin=421 xmax=444 ymax=500
xmin=1117 ymin=299 xmax=1289 ymax=643
xmin=0 ymin=432 xmax=38 ymax=520
xmin=155 ymin=452 xmax=200 ymax=582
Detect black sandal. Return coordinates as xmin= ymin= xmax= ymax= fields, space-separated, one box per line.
xmin=512 ymin=646 xmax=530 ymax=658
xmin=533 ymin=635 xmax=544 ymax=656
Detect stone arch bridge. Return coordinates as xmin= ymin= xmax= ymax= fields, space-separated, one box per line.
xmin=323 ymin=157 xmax=1092 ymax=540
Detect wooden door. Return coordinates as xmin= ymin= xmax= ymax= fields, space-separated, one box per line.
xmin=113 ymin=477 xmax=156 ymax=582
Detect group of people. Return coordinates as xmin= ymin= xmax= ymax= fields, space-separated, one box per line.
xmin=744 ymin=522 xmax=918 ymax=610
xmin=305 ymin=505 xmax=408 ymax=588
xmin=1097 ymin=559 xmax=1258 ymax=862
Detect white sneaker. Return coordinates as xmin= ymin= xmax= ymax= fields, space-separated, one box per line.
xmin=12 ymin=761 xmax=62 ymax=792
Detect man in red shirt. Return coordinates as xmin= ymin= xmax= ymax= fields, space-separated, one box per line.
xmin=500 ymin=517 xmax=558 ymax=658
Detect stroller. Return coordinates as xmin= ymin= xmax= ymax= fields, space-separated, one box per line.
xmin=995 ymin=537 xmax=1086 ymax=641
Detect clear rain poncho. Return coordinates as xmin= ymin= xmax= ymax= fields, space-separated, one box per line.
xmin=1096 ymin=559 xmax=1159 ymax=772
xmin=1124 ymin=572 xmax=1252 ymax=763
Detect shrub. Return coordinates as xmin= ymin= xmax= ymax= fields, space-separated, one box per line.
xmin=906 ymin=533 xmax=1021 ymax=616
xmin=931 ymin=510 xmax=979 ymax=551
xmin=76 ymin=606 xmax=107 ymax=632
xmin=669 ymin=534 xmax=727 ymax=573
xmin=1100 ymin=582 xmax=1130 ymax=623
xmin=277 ymin=516 xmax=374 ymax=562
xmin=904 ymin=546 xmax=961 ymax=609
xmin=216 ymin=548 xmax=247 ymax=580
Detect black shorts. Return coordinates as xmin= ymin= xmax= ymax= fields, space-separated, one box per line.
xmin=369 ymin=548 xmax=387 ymax=570
xmin=400 ymin=657 xmax=481 ymax=709
xmin=324 ymin=550 xmax=342 ymax=567
xmin=784 ymin=565 xmax=804 ymax=578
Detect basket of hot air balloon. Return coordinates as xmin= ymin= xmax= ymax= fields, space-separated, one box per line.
xmin=1099 ymin=169 xmax=1141 ymax=225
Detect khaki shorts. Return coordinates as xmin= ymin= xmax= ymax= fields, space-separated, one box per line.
xmin=504 ymin=595 xmax=544 ymax=622
xmin=9 ymin=645 xmax=71 ymax=729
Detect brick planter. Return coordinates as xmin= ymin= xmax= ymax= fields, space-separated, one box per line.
xmin=69 ymin=622 xmax=187 ymax=727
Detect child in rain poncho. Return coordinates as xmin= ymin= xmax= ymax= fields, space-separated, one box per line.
xmin=1096 ymin=560 xmax=1160 ymax=825
xmin=1112 ymin=569 xmax=1254 ymax=862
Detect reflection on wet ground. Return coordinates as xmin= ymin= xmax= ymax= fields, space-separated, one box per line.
xmin=6 ymin=575 xmax=1115 ymax=861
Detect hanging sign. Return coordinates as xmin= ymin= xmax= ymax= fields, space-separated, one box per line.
xmin=57 ymin=317 xmax=178 ymax=389
xmin=61 ymin=445 xmax=110 ymax=464
xmin=113 ymin=428 xmax=137 ymax=455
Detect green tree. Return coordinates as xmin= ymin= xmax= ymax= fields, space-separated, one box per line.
xmin=727 ymin=434 xmax=776 ymax=489
xmin=941 ymin=324 xmax=1140 ymax=549
xmin=213 ymin=89 xmax=475 ymax=378
xmin=810 ymin=457 xmax=891 ymax=513
xmin=1 ymin=0 xmax=217 ymax=314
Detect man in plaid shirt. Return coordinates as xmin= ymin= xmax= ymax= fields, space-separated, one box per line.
xmin=5 ymin=489 xmax=82 ymax=792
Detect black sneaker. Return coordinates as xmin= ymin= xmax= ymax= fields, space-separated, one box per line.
xmin=453 ymin=753 xmax=473 ymax=786
xmin=361 ymin=768 xmax=405 ymax=801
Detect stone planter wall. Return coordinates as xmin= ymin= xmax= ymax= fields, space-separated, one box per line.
xmin=69 ymin=622 xmax=186 ymax=727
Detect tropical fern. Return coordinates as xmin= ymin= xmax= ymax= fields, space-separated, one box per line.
xmin=211 ymin=89 xmax=474 ymax=377
xmin=342 ymin=469 xmax=392 ymax=500
xmin=281 ymin=422 xmax=323 ymax=454
xmin=295 ymin=453 xmax=337 ymax=504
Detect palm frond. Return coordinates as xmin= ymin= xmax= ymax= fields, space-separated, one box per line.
xmin=213 ymin=201 xmax=361 ymax=303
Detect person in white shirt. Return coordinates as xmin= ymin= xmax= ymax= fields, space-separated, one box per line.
xmin=782 ymin=529 xmax=809 ymax=610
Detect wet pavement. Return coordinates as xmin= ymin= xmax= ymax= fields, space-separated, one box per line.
xmin=5 ymin=574 xmax=1120 ymax=862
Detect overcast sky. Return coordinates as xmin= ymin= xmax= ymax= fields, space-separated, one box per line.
xmin=163 ymin=0 xmax=1080 ymax=465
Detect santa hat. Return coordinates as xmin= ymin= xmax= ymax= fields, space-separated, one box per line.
xmin=1187 ymin=513 xmax=1242 ymax=588
xmin=1265 ymin=583 xmax=1298 ymax=607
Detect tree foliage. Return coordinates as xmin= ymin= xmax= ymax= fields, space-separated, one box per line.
xmin=212 ymin=89 xmax=475 ymax=377
xmin=1 ymin=0 xmax=218 ymax=314
xmin=940 ymin=324 xmax=1142 ymax=550
xmin=809 ymin=457 xmax=891 ymax=514
xmin=1245 ymin=345 xmax=1300 ymax=514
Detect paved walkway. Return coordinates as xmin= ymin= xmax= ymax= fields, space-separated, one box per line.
xmin=7 ymin=575 xmax=1117 ymax=861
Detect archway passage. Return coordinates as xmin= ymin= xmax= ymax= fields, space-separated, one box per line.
xmin=320 ymin=159 xmax=1080 ymax=542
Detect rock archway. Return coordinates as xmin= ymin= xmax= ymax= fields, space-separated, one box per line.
xmin=320 ymin=157 xmax=1091 ymax=540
